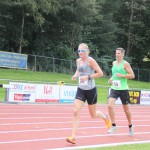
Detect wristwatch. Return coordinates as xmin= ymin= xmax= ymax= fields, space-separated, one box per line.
xmin=88 ymin=75 xmax=91 ymax=80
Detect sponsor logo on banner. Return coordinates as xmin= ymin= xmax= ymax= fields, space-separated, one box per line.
xmin=59 ymin=86 xmax=77 ymax=103
xmin=129 ymin=90 xmax=141 ymax=104
xmin=14 ymin=94 xmax=23 ymax=100
xmin=8 ymin=82 xmax=36 ymax=102
xmin=11 ymin=83 xmax=36 ymax=92
xmin=14 ymin=94 xmax=31 ymax=101
xmin=140 ymin=91 xmax=150 ymax=105
xmin=35 ymin=84 xmax=59 ymax=103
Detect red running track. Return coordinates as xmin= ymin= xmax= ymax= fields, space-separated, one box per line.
xmin=0 ymin=103 xmax=150 ymax=150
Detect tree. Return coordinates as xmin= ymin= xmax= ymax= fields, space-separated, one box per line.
xmin=0 ymin=0 xmax=60 ymax=53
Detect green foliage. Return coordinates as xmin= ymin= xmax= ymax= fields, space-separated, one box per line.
xmin=0 ymin=0 xmax=150 ymax=70
xmin=96 ymin=55 xmax=113 ymax=76
xmin=113 ymin=0 xmax=150 ymax=68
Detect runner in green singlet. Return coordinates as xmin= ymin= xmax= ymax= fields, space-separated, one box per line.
xmin=107 ymin=48 xmax=135 ymax=136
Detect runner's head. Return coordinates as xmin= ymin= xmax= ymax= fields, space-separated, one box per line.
xmin=78 ymin=43 xmax=90 ymax=56
xmin=115 ymin=48 xmax=125 ymax=61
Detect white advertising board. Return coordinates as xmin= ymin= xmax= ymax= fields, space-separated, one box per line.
xmin=140 ymin=91 xmax=150 ymax=105
xmin=59 ymin=85 xmax=77 ymax=103
xmin=8 ymin=82 xmax=36 ymax=102
xmin=35 ymin=84 xmax=59 ymax=103
xmin=7 ymin=82 xmax=60 ymax=103
xmin=7 ymin=82 xmax=149 ymax=105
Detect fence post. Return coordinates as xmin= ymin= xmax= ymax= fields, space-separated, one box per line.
xmin=53 ymin=57 xmax=55 ymax=72
xmin=70 ymin=60 xmax=72 ymax=74
xmin=137 ymin=68 xmax=139 ymax=81
xmin=149 ymin=70 xmax=150 ymax=82
xmin=34 ymin=55 xmax=37 ymax=71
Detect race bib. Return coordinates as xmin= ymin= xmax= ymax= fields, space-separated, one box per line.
xmin=112 ymin=80 xmax=121 ymax=88
xmin=78 ymin=77 xmax=88 ymax=86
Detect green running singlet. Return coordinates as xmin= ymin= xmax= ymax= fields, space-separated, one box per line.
xmin=111 ymin=60 xmax=129 ymax=90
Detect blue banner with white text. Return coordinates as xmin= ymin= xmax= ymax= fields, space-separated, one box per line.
xmin=0 ymin=51 xmax=27 ymax=69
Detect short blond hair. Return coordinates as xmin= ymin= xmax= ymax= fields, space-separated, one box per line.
xmin=78 ymin=43 xmax=90 ymax=55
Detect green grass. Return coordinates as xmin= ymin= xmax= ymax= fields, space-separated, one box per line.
xmin=0 ymin=68 xmax=150 ymax=102
xmin=0 ymin=68 xmax=150 ymax=149
xmin=84 ymin=143 xmax=150 ymax=150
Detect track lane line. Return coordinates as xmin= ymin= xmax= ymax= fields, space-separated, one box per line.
xmin=0 ymin=132 xmax=150 ymax=144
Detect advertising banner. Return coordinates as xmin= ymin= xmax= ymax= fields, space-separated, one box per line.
xmin=8 ymin=82 xmax=36 ymax=102
xmin=35 ymin=84 xmax=59 ymax=103
xmin=140 ymin=91 xmax=150 ymax=105
xmin=7 ymin=82 xmax=149 ymax=105
xmin=0 ymin=51 xmax=27 ymax=69
xmin=129 ymin=90 xmax=141 ymax=104
xmin=59 ymin=85 xmax=77 ymax=103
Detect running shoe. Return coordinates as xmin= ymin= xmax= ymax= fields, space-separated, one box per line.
xmin=104 ymin=115 xmax=111 ymax=129
xmin=66 ymin=136 xmax=76 ymax=144
xmin=129 ymin=126 xmax=134 ymax=136
xmin=108 ymin=125 xmax=118 ymax=133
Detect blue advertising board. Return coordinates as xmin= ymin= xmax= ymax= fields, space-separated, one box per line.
xmin=0 ymin=51 xmax=27 ymax=69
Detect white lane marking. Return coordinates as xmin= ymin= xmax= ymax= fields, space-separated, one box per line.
xmin=0 ymin=132 xmax=150 ymax=144
xmin=0 ymin=119 xmax=149 ymax=126
xmin=0 ymin=125 xmax=150 ymax=134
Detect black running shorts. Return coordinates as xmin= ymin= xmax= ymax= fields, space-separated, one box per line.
xmin=75 ymin=87 xmax=97 ymax=105
xmin=109 ymin=89 xmax=130 ymax=105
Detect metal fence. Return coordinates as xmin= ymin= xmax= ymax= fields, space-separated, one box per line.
xmin=28 ymin=54 xmax=76 ymax=74
xmin=133 ymin=68 xmax=150 ymax=82
xmin=27 ymin=54 xmax=150 ymax=82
